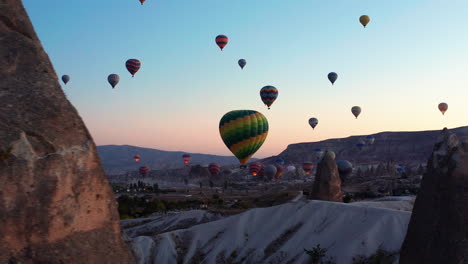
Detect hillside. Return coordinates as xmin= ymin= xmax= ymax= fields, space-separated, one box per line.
xmin=97 ymin=145 xmax=257 ymax=174
xmin=261 ymin=126 xmax=468 ymax=167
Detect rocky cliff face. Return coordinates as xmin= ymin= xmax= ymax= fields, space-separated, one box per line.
xmin=0 ymin=1 xmax=133 ymax=263
xmin=310 ymin=152 xmax=343 ymax=202
xmin=399 ymin=128 xmax=468 ymax=264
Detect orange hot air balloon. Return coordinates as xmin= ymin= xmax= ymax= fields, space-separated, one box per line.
xmin=302 ymin=162 xmax=314 ymax=175
xmin=438 ymin=103 xmax=448 ymax=115
xmin=215 ymin=35 xmax=229 ymax=50
xmin=249 ymin=162 xmax=262 ymax=176
xmin=134 ymin=154 xmax=140 ymax=162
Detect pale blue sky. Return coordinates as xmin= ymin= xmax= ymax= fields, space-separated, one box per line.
xmin=23 ymin=0 xmax=468 ymax=158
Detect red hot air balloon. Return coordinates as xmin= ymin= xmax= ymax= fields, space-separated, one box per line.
xmin=139 ymin=166 xmax=150 ymax=177
xmin=182 ymin=154 xmax=191 ymax=165
xmin=274 ymin=164 xmax=284 ymax=179
xmin=215 ymin=35 xmax=229 ymax=51
xmin=134 ymin=154 xmax=140 ymax=162
xmin=139 ymin=0 xmax=145 ymax=5
xmin=249 ymin=162 xmax=262 ymax=176
xmin=302 ymin=162 xmax=314 ymax=175
xmin=208 ymin=163 xmax=221 ymax=176
xmin=125 ymin=59 xmax=141 ymax=77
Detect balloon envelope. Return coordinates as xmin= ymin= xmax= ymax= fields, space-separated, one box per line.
xmin=274 ymin=164 xmax=284 ymax=179
xmin=287 ymin=165 xmax=296 ymax=172
xmin=438 ymin=103 xmax=448 ymax=115
xmin=275 ymin=157 xmax=285 ymax=165
xmin=108 ymin=74 xmax=120 ymax=88
xmin=139 ymin=0 xmax=145 ymax=4
xmin=265 ymin=165 xmax=277 ymax=179
xmin=219 ymin=110 xmax=269 ymax=165
xmin=134 ymin=154 xmax=140 ymax=162
xmin=125 ymin=59 xmax=141 ymax=77
xmin=260 ymin=86 xmax=278 ymax=109
xmin=61 ymin=75 xmax=70 ymax=85
xmin=182 ymin=154 xmax=191 ymax=164
xmin=139 ymin=166 xmax=150 ymax=177
xmin=302 ymin=162 xmax=314 ymax=175
xmin=351 ymin=106 xmax=362 ymax=119
xmin=249 ymin=162 xmax=262 ymax=176
xmin=309 ymin=118 xmax=318 ymax=129
xmin=208 ymin=163 xmax=221 ymax=176
xmin=215 ymin=35 xmax=228 ymax=50
xmin=360 ymin=15 xmax=370 ymax=28
xmin=328 ymin=72 xmax=338 ymax=85
xmin=238 ymin=59 xmax=246 ymax=69
xmin=337 ymin=160 xmax=353 ymax=181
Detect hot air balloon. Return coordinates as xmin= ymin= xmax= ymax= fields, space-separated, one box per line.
xmin=313 ymin=148 xmax=324 ymax=161
xmin=265 ymin=164 xmax=277 ymax=180
xmin=287 ymin=165 xmax=296 ymax=173
xmin=219 ymin=110 xmax=269 ymax=165
xmin=215 ymin=35 xmax=228 ymax=50
xmin=238 ymin=59 xmax=246 ymax=69
xmin=325 ymin=151 xmax=336 ymax=160
xmin=182 ymin=154 xmax=191 ymax=165
xmin=274 ymin=164 xmax=284 ymax=179
xmin=302 ymin=162 xmax=314 ymax=175
xmin=62 ymin=75 xmax=70 ymax=85
xmin=438 ymin=103 xmax=448 ymax=115
xmin=337 ymin=160 xmax=353 ymax=182
xmin=260 ymin=86 xmax=278 ymax=110
xmin=139 ymin=0 xmax=145 ymax=4
xmin=356 ymin=139 xmax=366 ymax=150
xmin=309 ymin=118 xmax=318 ymax=130
xmin=396 ymin=167 xmax=406 ymax=174
xmin=275 ymin=157 xmax=285 ymax=166
xmin=108 ymin=74 xmax=120 ymax=88
xmin=139 ymin=166 xmax=150 ymax=177
xmin=359 ymin=15 xmax=370 ymax=28
xmin=134 ymin=154 xmax=140 ymax=162
xmin=328 ymin=72 xmax=338 ymax=85
xmin=208 ymin=163 xmax=221 ymax=176
xmin=351 ymin=106 xmax=361 ymax=119
xmin=249 ymin=162 xmax=262 ymax=176
xmin=365 ymin=135 xmax=375 ymax=145
xmin=125 ymin=59 xmax=141 ymax=77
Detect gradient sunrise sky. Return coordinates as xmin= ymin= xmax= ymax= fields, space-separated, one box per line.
xmin=23 ymin=0 xmax=468 ymax=158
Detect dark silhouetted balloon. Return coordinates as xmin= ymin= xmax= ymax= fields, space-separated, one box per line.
xmin=108 ymin=74 xmax=120 ymax=88
xmin=238 ymin=59 xmax=246 ymax=69
xmin=328 ymin=72 xmax=338 ymax=85
xmin=62 ymin=75 xmax=70 ymax=85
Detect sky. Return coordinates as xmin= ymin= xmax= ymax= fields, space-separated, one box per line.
xmin=23 ymin=0 xmax=468 ymax=158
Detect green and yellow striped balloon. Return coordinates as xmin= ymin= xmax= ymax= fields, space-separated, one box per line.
xmin=219 ymin=110 xmax=269 ymax=165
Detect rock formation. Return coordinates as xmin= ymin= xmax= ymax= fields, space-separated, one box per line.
xmin=399 ymin=128 xmax=468 ymax=264
xmin=0 ymin=1 xmax=134 ymax=263
xmin=310 ymin=151 xmax=343 ymax=202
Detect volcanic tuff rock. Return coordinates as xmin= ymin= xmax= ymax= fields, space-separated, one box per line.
xmin=399 ymin=128 xmax=468 ymax=264
xmin=0 ymin=1 xmax=133 ymax=263
xmin=310 ymin=151 xmax=343 ymax=202
xmin=261 ymin=126 xmax=468 ymax=166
